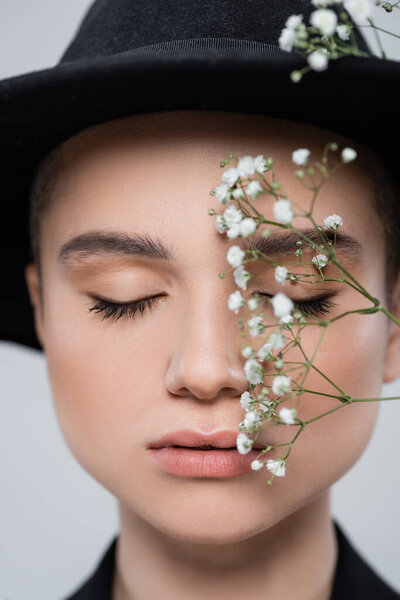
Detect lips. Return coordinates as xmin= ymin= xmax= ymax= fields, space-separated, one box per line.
xmin=147 ymin=429 xmax=265 ymax=450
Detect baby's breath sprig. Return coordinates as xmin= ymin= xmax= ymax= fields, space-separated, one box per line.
xmin=209 ymin=143 xmax=400 ymax=485
xmin=278 ymin=0 xmax=399 ymax=82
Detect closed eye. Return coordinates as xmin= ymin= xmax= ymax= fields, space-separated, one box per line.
xmin=258 ymin=293 xmax=338 ymax=318
xmin=87 ymin=294 xmax=167 ymax=321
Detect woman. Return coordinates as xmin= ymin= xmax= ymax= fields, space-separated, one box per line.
xmin=1 ymin=1 xmax=399 ymax=598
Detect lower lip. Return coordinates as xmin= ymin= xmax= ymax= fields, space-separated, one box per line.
xmin=146 ymin=447 xmax=264 ymax=478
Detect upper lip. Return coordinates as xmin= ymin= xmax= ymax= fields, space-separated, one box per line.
xmin=147 ymin=429 xmax=265 ymax=450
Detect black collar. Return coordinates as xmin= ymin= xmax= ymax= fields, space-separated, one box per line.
xmin=64 ymin=520 xmax=399 ymax=599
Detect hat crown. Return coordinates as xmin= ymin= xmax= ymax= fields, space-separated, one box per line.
xmin=60 ymin=0 xmax=370 ymax=63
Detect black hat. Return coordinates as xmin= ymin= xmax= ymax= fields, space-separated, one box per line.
xmin=0 ymin=0 xmax=398 ymax=352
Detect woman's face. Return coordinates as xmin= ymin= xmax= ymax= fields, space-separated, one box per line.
xmin=25 ymin=110 xmax=400 ymax=543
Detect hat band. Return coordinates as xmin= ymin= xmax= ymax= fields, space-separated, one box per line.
xmin=117 ymin=37 xmax=285 ymax=56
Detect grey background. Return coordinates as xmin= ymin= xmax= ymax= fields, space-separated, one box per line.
xmin=1 ymin=2 xmax=400 ymax=598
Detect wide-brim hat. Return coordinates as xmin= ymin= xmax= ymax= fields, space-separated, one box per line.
xmin=0 ymin=0 xmax=398 ymax=352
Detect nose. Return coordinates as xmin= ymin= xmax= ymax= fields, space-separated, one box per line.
xmin=165 ymin=282 xmax=250 ymax=402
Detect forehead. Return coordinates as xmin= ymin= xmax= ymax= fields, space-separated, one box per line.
xmin=44 ymin=110 xmax=384 ymax=270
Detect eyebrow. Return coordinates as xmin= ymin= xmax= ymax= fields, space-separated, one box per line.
xmin=57 ymin=227 xmax=364 ymax=266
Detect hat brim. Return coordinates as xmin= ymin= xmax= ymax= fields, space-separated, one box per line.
xmin=0 ymin=48 xmax=398 ymax=351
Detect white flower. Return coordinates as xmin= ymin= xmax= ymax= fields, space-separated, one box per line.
xmin=240 ymin=390 xmax=254 ymax=410
xmin=227 ymin=224 xmax=241 ymax=239
xmin=257 ymin=342 xmax=274 ymax=362
xmin=312 ymin=253 xmax=328 ymax=268
xmin=228 ymin=290 xmax=245 ymax=314
xmin=272 ymin=375 xmax=292 ymax=396
xmin=232 ymin=187 xmax=245 ymax=200
xmin=251 ymin=459 xmax=264 ymax=471
xmin=271 ymin=292 xmax=294 ymax=319
xmin=214 ymin=183 xmax=231 ymax=204
xmin=243 ymin=410 xmax=262 ymax=430
xmin=308 ymin=49 xmax=329 ymax=71
xmin=266 ymin=458 xmax=286 ymax=477
xmin=268 ymin=330 xmax=286 ymax=350
xmin=310 ymin=9 xmax=338 ymax=36
xmin=341 ymin=147 xmax=357 ymax=163
xmin=254 ymin=155 xmax=268 ymax=174
xmin=247 ymin=297 xmax=259 ymax=311
xmin=237 ymin=156 xmax=256 ymax=179
xmin=248 ymin=315 xmax=266 ymax=337
xmin=323 ymin=213 xmax=343 ymax=230
xmin=241 ymin=346 xmax=254 ymax=359
xmin=244 ymin=358 xmax=264 ymax=385
xmin=221 ymin=167 xmax=240 ymax=187
xmin=275 ymin=265 xmax=289 ymax=285
xmin=279 ymin=407 xmax=297 ymax=425
xmin=285 ymin=14 xmax=303 ymax=29
xmin=214 ymin=214 xmax=227 ymax=234
xmin=223 ymin=204 xmax=243 ymax=228
xmin=236 ymin=432 xmax=254 ymax=454
xmin=234 ymin=265 xmax=251 ymax=290
xmin=273 ymin=199 xmax=293 ymax=225
xmin=279 ymin=27 xmax=296 ymax=52
xmin=343 ymin=0 xmax=373 ymax=25
xmin=226 ymin=245 xmax=246 ymax=268
xmin=246 ymin=180 xmax=263 ymax=199
xmin=336 ymin=23 xmax=351 ymax=40
xmin=239 ymin=217 xmax=257 ymax=238
xmin=280 ymin=314 xmax=294 ymax=325
xmin=292 ymin=148 xmax=311 ymax=166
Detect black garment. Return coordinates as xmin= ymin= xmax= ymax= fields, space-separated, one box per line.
xmin=63 ymin=520 xmax=400 ymax=599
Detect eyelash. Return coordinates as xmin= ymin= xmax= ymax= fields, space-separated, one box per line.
xmin=259 ymin=294 xmax=338 ymax=318
xmin=88 ymin=293 xmax=337 ymax=322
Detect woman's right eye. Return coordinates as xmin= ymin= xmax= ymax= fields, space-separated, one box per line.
xmin=258 ymin=294 xmax=338 ymax=318
xmin=87 ymin=294 xmax=166 ymax=322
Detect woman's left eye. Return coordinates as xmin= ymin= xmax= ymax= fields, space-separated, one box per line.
xmin=87 ymin=294 xmax=167 ymax=322
xmin=258 ymin=293 xmax=338 ymax=318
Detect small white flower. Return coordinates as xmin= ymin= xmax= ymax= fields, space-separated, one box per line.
xmin=214 ymin=183 xmax=231 ymax=204
xmin=273 ymin=199 xmax=293 ymax=225
xmin=232 ymin=187 xmax=245 ymax=200
xmin=279 ymin=26 xmax=296 ymax=52
xmin=323 ymin=213 xmax=343 ymax=231
xmin=241 ymin=346 xmax=254 ymax=359
xmin=285 ymin=14 xmax=303 ymax=29
xmin=254 ymin=154 xmax=268 ymax=174
xmin=279 ymin=406 xmax=297 ymax=425
xmin=312 ymin=253 xmax=328 ymax=268
xmin=307 ymin=49 xmax=329 ymax=71
xmin=272 ymin=375 xmax=292 ymax=396
xmin=236 ymin=432 xmax=254 ymax=454
xmin=237 ymin=156 xmax=256 ymax=179
xmin=240 ymin=390 xmax=254 ymax=411
xmin=341 ymin=147 xmax=357 ymax=163
xmin=246 ymin=180 xmax=263 ymax=199
xmin=310 ymin=9 xmax=338 ymax=36
xmin=268 ymin=330 xmax=287 ymax=350
xmin=257 ymin=342 xmax=274 ymax=362
xmin=248 ymin=315 xmax=266 ymax=337
xmin=247 ymin=297 xmax=259 ymax=311
xmin=223 ymin=204 xmax=243 ymax=227
xmin=336 ymin=23 xmax=351 ymax=40
xmin=280 ymin=314 xmax=294 ymax=325
xmin=271 ymin=292 xmax=294 ymax=319
xmin=226 ymin=245 xmax=246 ymax=268
xmin=234 ymin=265 xmax=251 ymax=290
xmin=239 ymin=217 xmax=257 ymax=238
xmin=228 ymin=290 xmax=245 ymax=314
xmin=275 ymin=265 xmax=289 ymax=285
xmin=221 ymin=167 xmax=240 ymax=187
xmin=251 ymin=459 xmax=264 ymax=471
xmin=243 ymin=410 xmax=262 ymax=430
xmin=244 ymin=358 xmax=264 ymax=385
xmin=266 ymin=458 xmax=286 ymax=477
xmin=226 ymin=224 xmax=241 ymax=239
xmin=214 ymin=215 xmax=228 ymax=234
xmin=292 ymin=148 xmax=311 ymax=166
xmin=343 ymin=0 xmax=373 ymax=25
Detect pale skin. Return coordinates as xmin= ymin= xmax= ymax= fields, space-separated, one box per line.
xmin=25 ymin=110 xmax=400 ymax=600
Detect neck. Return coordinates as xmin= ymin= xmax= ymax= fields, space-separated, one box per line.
xmin=112 ymin=491 xmax=337 ymax=600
